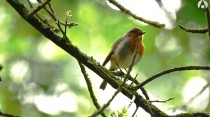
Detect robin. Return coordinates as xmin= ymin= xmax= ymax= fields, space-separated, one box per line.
xmin=100 ymin=27 xmax=145 ymax=90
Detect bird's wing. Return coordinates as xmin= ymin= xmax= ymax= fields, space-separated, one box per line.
xmin=102 ymin=37 xmax=124 ymax=66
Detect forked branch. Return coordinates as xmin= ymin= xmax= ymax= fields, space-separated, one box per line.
xmin=134 ymin=66 xmax=210 ymax=90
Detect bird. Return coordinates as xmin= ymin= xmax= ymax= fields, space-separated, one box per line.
xmin=100 ymin=27 xmax=145 ymax=90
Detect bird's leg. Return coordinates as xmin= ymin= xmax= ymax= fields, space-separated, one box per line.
xmin=113 ymin=60 xmax=125 ymax=80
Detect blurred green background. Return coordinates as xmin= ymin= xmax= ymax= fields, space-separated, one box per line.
xmin=0 ymin=0 xmax=210 ymax=116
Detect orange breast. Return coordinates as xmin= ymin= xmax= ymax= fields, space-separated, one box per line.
xmin=129 ymin=36 xmax=144 ymax=57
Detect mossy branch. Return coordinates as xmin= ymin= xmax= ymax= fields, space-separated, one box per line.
xmin=179 ymin=25 xmax=208 ymax=33
xmin=78 ymin=62 xmax=106 ymax=117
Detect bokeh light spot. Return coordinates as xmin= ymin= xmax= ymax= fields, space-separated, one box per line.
xmin=10 ymin=60 xmax=30 ymax=84
xmin=183 ymin=77 xmax=209 ymax=111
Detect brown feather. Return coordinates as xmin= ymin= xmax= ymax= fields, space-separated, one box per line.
xmin=102 ymin=37 xmax=124 ymax=66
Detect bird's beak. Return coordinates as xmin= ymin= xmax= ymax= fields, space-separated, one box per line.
xmin=142 ymin=32 xmax=145 ymax=35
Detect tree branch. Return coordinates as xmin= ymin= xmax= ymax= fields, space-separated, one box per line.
xmin=113 ymin=71 xmax=150 ymax=100
xmin=78 ymin=62 xmax=106 ymax=117
xmin=172 ymin=112 xmax=209 ymax=117
xmin=131 ymin=106 xmax=139 ymax=117
xmin=28 ymin=0 xmax=51 ymax=17
xmin=134 ymin=66 xmax=210 ymax=90
xmin=149 ymin=97 xmax=174 ymax=103
xmin=179 ymin=25 xmax=208 ymax=33
xmin=107 ymin=0 xmax=165 ymax=28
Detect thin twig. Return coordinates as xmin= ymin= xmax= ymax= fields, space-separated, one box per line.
xmin=78 ymin=62 xmax=106 ymax=117
xmin=113 ymin=71 xmax=139 ymax=84
xmin=27 ymin=0 xmax=48 ymax=24
xmin=56 ymin=20 xmax=66 ymax=37
xmin=179 ymin=25 xmax=208 ymax=33
xmin=131 ymin=106 xmax=139 ymax=117
xmin=90 ymin=34 xmax=141 ymax=117
xmin=47 ymin=2 xmax=55 ymax=14
xmin=56 ymin=20 xmax=71 ymax=44
xmin=36 ymin=0 xmax=56 ymax=19
xmin=28 ymin=0 xmax=51 ymax=17
xmin=36 ymin=0 xmax=78 ymax=28
xmin=113 ymin=71 xmax=150 ymax=100
xmin=64 ymin=18 xmax=68 ymax=35
xmin=26 ymin=0 xmax=33 ymax=8
xmin=129 ymin=73 xmax=138 ymax=88
xmin=149 ymin=97 xmax=174 ymax=103
xmin=134 ymin=66 xmax=210 ymax=90
xmin=186 ymin=83 xmax=209 ymax=104
xmin=127 ymin=96 xmax=135 ymax=109
xmin=107 ymin=0 xmax=165 ymax=28
xmin=139 ymin=87 xmax=150 ymax=100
